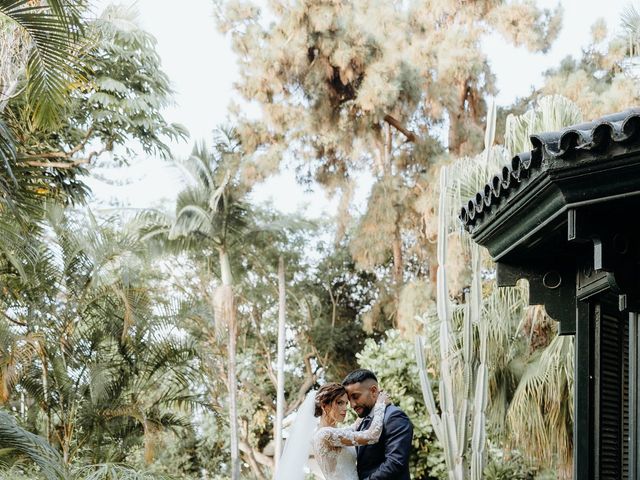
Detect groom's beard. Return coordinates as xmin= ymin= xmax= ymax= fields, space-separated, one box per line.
xmin=357 ymin=405 xmax=373 ymax=418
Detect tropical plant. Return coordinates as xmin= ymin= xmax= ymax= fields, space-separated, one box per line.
xmin=415 ymin=95 xmax=582 ymax=478
xmin=71 ymin=463 xmax=171 ymax=480
xmin=0 ymin=409 xmax=66 ymax=480
xmin=501 ymin=97 xmax=580 ymax=477
xmin=0 ymin=0 xmax=85 ymax=129
xmin=0 ymin=0 xmax=86 ymax=277
xmin=138 ymin=132 xmax=255 ymax=480
xmin=414 ymin=102 xmax=499 ymax=480
xmin=6 ymin=5 xmax=187 ymax=174
xmin=0 ymin=4 xmax=184 ymax=284
xmin=0 ymin=206 xmax=205 ymax=466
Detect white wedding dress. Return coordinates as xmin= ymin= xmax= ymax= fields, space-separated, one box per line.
xmin=311 ymin=397 xmax=386 ymax=480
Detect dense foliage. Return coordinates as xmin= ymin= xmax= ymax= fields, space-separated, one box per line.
xmin=0 ymin=1 xmax=638 ymax=479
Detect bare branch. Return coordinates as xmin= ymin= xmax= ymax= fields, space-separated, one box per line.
xmin=240 ymin=440 xmax=274 ymax=471
xmin=22 ymin=146 xmax=106 ymax=169
xmin=384 ymin=114 xmax=417 ymax=142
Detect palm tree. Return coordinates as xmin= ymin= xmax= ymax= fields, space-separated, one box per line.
xmin=0 ymin=1 xmax=86 ymax=281
xmin=0 ymin=410 xmax=66 ymax=480
xmin=140 ymin=131 xmax=252 ymax=480
xmin=0 ymin=206 xmax=205 ymax=465
xmin=0 ymin=0 xmax=85 ymax=129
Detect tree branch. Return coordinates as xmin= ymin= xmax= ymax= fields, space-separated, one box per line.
xmin=240 ymin=420 xmax=269 ymax=479
xmin=240 ymin=440 xmax=273 ymax=472
xmin=250 ymin=307 xmax=278 ymax=388
xmin=285 ymin=352 xmax=317 ymax=415
xmin=24 ymin=127 xmax=95 ymax=159
xmin=22 ymin=146 xmax=106 ymax=169
xmin=384 ymin=114 xmax=417 ymax=142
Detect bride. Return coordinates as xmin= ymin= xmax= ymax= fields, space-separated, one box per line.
xmin=276 ymin=383 xmax=389 ymax=480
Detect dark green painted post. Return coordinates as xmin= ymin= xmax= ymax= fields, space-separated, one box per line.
xmin=575 ymin=301 xmax=594 ymax=479
xmin=631 ymin=313 xmax=639 ymax=479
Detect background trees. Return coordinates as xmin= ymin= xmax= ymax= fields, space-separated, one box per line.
xmin=1 ymin=1 xmax=638 ymax=479
xmin=215 ymin=0 xmax=564 ymax=347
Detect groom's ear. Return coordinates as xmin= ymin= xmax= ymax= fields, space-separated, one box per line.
xmin=370 ymin=383 xmax=379 ymax=397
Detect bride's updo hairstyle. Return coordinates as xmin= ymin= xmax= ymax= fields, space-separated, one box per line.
xmin=314 ymin=383 xmax=347 ymax=417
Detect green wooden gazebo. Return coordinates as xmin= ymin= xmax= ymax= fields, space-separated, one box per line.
xmin=461 ymin=109 xmax=640 ymax=479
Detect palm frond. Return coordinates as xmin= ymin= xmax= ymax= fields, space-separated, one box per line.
xmin=621 ymin=3 xmax=640 ymax=55
xmin=0 ymin=0 xmax=86 ymax=128
xmin=179 ymin=143 xmax=215 ymax=190
xmin=170 ymin=204 xmax=214 ymax=241
xmin=506 ymin=335 xmax=574 ymax=470
xmin=0 ymin=410 xmax=66 ymax=480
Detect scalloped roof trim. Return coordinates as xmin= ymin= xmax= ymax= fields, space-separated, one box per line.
xmin=460 ymin=108 xmax=640 ymax=231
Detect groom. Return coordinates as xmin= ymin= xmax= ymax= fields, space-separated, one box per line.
xmin=342 ymin=369 xmax=413 ymax=480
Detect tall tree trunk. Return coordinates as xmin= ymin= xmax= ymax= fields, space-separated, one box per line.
xmin=216 ymin=248 xmax=240 ymax=480
xmin=392 ymin=222 xmax=403 ymax=287
xmin=40 ymin=352 xmax=51 ymax=443
xmin=274 ymin=257 xmax=286 ymax=477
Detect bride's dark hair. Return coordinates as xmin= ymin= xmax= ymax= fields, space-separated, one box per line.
xmin=314 ymin=383 xmax=347 ymax=417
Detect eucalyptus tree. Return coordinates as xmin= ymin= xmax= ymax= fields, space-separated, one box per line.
xmin=216 ymin=0 xmax=562 ymax=325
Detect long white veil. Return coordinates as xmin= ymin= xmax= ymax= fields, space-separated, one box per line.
xmin=275 ymin=389 xmax=318 ymax=480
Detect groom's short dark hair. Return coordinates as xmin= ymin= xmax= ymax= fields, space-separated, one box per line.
xmin=342 ymin=369 xmax=377 ymax=386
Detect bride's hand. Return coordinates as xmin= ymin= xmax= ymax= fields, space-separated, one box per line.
xmin=377 ymin=390 xmax=391 ymax=406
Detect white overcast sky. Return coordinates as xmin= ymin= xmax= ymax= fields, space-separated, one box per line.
xmin=87 ymin=0 xmax=633 ymax=213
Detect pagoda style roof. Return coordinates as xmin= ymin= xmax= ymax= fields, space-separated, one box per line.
xmin=460 ymin=108 xmax=640 ymax=245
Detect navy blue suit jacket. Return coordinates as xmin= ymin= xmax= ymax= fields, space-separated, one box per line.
xmin=356 ymin=404 xmax=413 ymax=480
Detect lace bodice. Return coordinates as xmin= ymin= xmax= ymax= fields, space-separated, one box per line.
xmin=311 ymin=397 xmax=386 ymax=480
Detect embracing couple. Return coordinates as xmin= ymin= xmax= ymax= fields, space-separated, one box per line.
xmin=277 ymin=368 xmax=414 ymax=480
